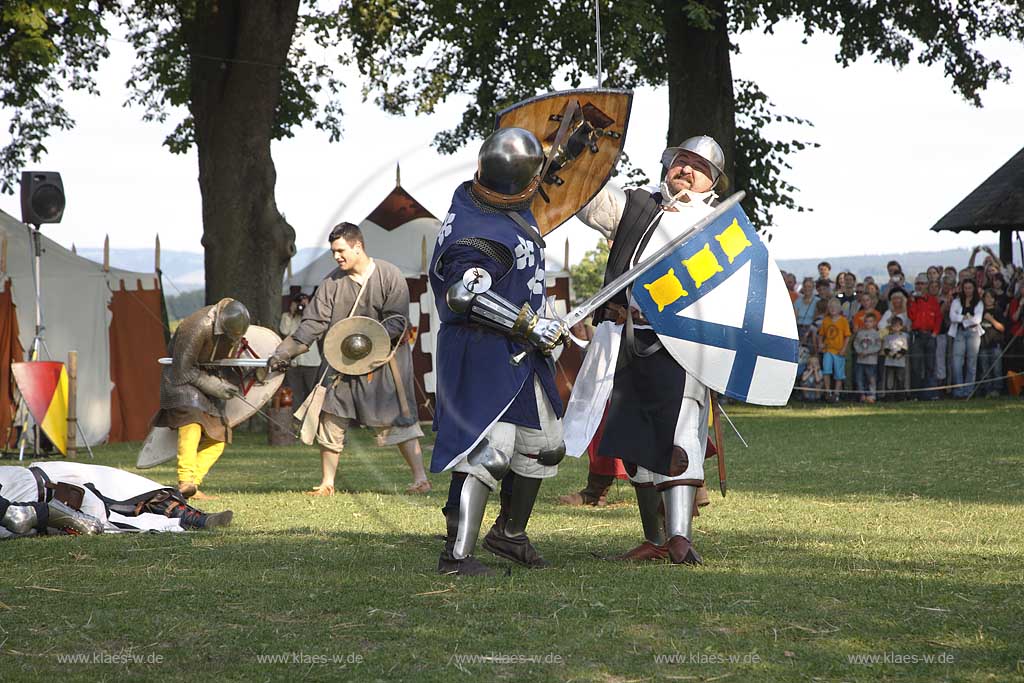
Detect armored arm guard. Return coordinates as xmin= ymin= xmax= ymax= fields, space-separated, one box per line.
xmin=268 ymin=336 xmax=308 ymax=373
xmin=446 ymin=276 xmax=568 ymax=353
xmin=192 ymin=372 xmax=238 ymax=401
xmin=0 ymin=498 xmax=101 ymax=535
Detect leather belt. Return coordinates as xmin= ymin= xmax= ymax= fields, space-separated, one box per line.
xmin=29 ymin=466 xmax=51 ymax=503
xmin=630 ymin=310 xmax=651 ymax=326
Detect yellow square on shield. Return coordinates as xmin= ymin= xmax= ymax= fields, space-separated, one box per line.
xmin=715 ymin=218 xmax=752 ymax=264
xmin=643 ymin=268 xmax=688 ymax=312
xmin=682 ymin=243 xmax=724 ymax=289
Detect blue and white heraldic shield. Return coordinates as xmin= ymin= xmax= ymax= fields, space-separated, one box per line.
xmin=630 ymin=203 xmax=799 ymax=406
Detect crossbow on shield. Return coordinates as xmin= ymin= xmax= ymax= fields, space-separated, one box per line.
xmin=495 ymin=88 xmax=633 ymax=235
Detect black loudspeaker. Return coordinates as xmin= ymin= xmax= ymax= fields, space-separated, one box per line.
xmin=20 ymin=171 xmax=66 ymax=225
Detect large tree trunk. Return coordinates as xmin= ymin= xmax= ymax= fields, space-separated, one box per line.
xmin=187 ymin=0 xmax=298 ymax=328
xmin=663 ymin=0 xmax=735 ymax=187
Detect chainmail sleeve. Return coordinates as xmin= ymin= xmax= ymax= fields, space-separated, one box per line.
xmin=450 ymin=238 xmax=514 ymax=275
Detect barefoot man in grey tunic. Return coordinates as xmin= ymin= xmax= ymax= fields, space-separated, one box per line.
xmin=269 ymin=222 xmax=428 ymax=495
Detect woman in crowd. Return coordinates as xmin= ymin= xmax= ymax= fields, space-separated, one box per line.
xmin=794 ymin=277 xmax=819 ymax=341
xmin=977 ymin=289 xmax=1007 ymax=397
xmin=949 ymin=279 xmax=984 ymax=398
xmin=1005 ymin=282 xmax=1024 ymax=376
xmin=866 ymin=281 xmax=886 ymax=314
xmin=879 ymin=290 xmax=911 ymax=330
xmin=989 ymin=273 xmax=1010 ymax=313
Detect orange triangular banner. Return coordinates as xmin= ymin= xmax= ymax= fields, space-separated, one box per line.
xmin=11 ymin=361 xmax=68 ymax=454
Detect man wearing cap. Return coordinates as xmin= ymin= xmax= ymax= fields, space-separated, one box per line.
xmin=427 ymin=127 xmax=569 ymax=576
xmin=152 ymin=298 xmax=250 ymax=499
xmin=571 ymin=135 xmax=729 ymax=565
xmin=268 ymin=222 xmax=428 ymax=496
xmin=908 ymin=272 xmax=942 ymax=399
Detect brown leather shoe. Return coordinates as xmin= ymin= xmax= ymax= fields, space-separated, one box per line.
xmin=615 ymin=540 xmax=669 ymax=561
xmin=666 ymin=535 xmax=703 ymax=565
xmin=202 ymin=510 xmax=234 ymax=528
xmin=557 ymin=491 xmax=607 ymax=507
xmin=483 ymin=527 xmax=550 ymax=568
xmin=178 ymin=482 xmax=197 ymax=499
xmin=437 ymin=550 xmax=495 ymax=576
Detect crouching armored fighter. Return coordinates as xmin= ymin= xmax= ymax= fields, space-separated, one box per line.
xmin=429 ymin=128 xmax=569 ymax=576
xmin=151 ymin=298 xmax=250 ymax=498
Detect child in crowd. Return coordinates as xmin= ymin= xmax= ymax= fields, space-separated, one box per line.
xmin=819 ymin=297 xmax=852 ymax=402
xmin=853 ymin=311 xmax=882 ymax=403
xmin=797 ymin=319 xmax=823 ymax=401
xmin=815 ymin=278 xmax=833 ymax=301
xmin=883 ymin=315 xmax=910 ymax=399
xmin=852 ymin=293 xmax=881 ymax=330
xmin=799 ymin=354 xmax=824 ymax=401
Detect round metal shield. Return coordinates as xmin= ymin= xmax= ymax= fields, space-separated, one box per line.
xmin=222 ymin=325 xmax=286 ymax=427
xmin=323 ymin=316 xmax=391 ymax=375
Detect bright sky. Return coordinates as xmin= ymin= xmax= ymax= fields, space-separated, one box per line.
xmin=2 ymin=20 xmax=1022 ymax=270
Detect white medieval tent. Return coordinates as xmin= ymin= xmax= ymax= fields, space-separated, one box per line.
xmin=0 ymin=208 xmax=166 ymax=449
xmin=284 ymin=174 xmax=580 ymax=421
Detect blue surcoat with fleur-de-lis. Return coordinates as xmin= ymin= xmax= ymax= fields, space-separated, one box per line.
xmin=427 ymin=182 xmax=563 ymax=472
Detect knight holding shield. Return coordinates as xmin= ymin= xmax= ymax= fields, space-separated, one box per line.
xmin=571 ymin=136 xmax=731 ymax=564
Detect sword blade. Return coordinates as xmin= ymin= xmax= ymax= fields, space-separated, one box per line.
xmin=718 ymin=405 xmax=748 ymax=448
xmin=157 ymin=358 xmax=270 ymax=368
xmin=563 ymin=190 xmax=745 ymax=328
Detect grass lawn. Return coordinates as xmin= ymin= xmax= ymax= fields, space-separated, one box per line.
xmin=1 ymin=400 xmax=1022 ymax=682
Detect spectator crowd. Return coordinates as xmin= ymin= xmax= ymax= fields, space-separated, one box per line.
xmin=787 ymin=246 xmax=1024 ymax=402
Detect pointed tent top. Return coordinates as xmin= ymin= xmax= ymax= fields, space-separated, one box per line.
xmin=396 ymin=163 xmax=401 ymax=188
xmin=931 ymin=146 xmax=1024 ymax=233
xmin=365 ymin=184 xmax=436 ymax=231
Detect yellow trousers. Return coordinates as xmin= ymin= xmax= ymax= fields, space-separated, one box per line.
xmin=176 ymin=423 xmax=225 ymax=487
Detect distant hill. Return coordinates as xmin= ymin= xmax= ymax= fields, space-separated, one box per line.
xmin=79 ymin=243 xmax=1005 ymax=302
xmin=74 ymin=247 xmax=324 ymax=293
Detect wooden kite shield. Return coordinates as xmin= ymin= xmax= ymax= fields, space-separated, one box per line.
xmin=495 ymin=88 xmax=632 ymax=235
xmin=136 ymin=325 xmax=284 ymax=469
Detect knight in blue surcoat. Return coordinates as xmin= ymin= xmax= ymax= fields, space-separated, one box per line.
xmin=428 ymin=128 xmax=568 ymax=576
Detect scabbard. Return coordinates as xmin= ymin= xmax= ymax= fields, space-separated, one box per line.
xmin=711 ymin=392 xmax=726 ymax=497
xmin=389 ymin=356 xmax=412 ymax=419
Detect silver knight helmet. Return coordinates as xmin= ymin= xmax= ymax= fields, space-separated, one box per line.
xmin=472 ymin=127 xmax=545 ymax=209
xmin=661 ymin=135 xmax=729 ymax=192
xmin=217 ymin=299 xmax=251 ymax=341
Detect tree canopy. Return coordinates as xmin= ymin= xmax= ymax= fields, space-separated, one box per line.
xmin=347 ymin=0 xmax=1024 ymax=225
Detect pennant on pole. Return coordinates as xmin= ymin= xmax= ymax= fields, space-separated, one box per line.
xmin=11 ymin=361 xmax=69 ymax=454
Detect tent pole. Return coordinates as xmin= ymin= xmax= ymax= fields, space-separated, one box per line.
xmin=66 ymin=350 xmax=77 ymax=458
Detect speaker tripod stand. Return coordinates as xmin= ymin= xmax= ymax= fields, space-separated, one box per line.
xmin=9 ymin=222 xmax=94 ymax=461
